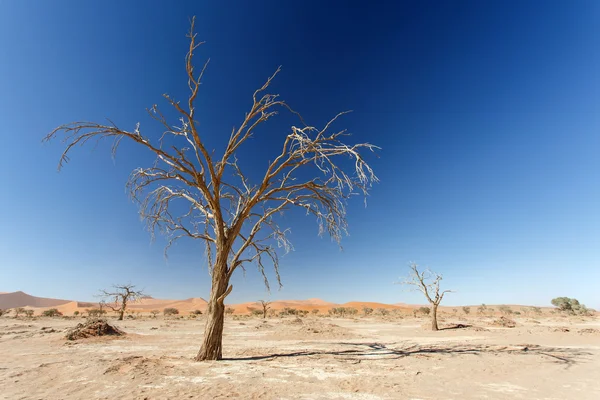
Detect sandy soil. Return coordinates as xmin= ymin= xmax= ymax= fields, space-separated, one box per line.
xmin=1 ymin=315 xmax=598 ymax=399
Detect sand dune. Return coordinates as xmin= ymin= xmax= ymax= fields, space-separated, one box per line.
xmin=0 ymin=291 xmax=72 ymax=309
xmin=0 ymin=291 xmax=553 ymax=316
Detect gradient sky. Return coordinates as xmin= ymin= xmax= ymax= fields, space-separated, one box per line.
xmin=1 ymin=1 xmax=599 ymax=308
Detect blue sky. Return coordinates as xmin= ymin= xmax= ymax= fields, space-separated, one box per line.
xmin=1 ymin=1 xmax=599 ymax=308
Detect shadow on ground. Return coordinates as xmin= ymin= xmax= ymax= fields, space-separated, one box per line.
xmin=225 ymin=342 xmax=592 ymax=368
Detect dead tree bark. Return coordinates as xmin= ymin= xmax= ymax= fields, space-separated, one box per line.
xmin=259 ymin=300 xmax=271 ymax=319
xmin=399 ymin=263 xmax=452 ymax=331
xmin=45 ymin=17 xmax=378 ymax=361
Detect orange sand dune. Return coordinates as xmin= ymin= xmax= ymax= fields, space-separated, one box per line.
xmin=341 ymin=301 xmax=407 ymax=310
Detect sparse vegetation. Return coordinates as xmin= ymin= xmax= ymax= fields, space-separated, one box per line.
xmin=478 ymin=304 xmax=488 ymax=315
xmin=375 ymin=308 xmax=389 ymax=316
xmin=98 ymin=284 xmax=146 ymax=321
xmin=24 ymin=310 xmax=34 ymax=318
xmin=163 ymin=308 xmax=179 ymax=316
xmin=498 ymin=305 xmax=513 ymax=315
xmin=150 ymin=310 xmax=160 ymax=318
xmin=73 ymin=311 xmax=80 ymax=316
xmin=190 ymin=310 xmax=203 ymax=316
xmin=225 ymin=307 xmax=235 ymax=315
xmin=14 ymin=307 xmax=26 ymax=317
xmin=418 ymin=306 xmax=431 ymax=316
xmin=462 ymin=306 xmax=471 ymax=315
xmin=42 ymin=308 xmax=62 ymax=317
xmin=87 ymin=308 xmax=107 ymax=317
xmin=311 ymin=309 xmax=320 ymax=315
xmin=399 ymin=263 xmax=453 ymax=331
xmin=328 ymin=307 xmax=358 ymax=317
xmin=362 ymin=306 xmax=374 ymax=316
xmin=551 ymin=297 xmax=592 ymax=315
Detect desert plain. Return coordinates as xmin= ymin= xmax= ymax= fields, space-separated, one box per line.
xmin=0 ymin=292 xmax=599 ymax=400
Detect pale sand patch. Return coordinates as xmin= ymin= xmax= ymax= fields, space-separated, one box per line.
xmin=0 ymin=315 xmax=598 ymax=399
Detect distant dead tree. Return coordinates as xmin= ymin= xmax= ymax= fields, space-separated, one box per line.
xmin=398 ymin=263 xmax=453 ymax=331
xmin=44 ymin=18 xmax=377 ymax=361
xmin=98 ymin=284 xmax=146 ymax=321
xmin=150 ymin=310 xmax=160 ymax=318
xmin=14 ymin=307 xmax=26 ymax=318
xmin=258 ymin=300 xmax=271 ymax=319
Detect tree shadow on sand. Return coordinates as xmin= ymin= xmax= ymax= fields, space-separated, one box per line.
xmin=224 ymin=342 xmax=592 ymax=369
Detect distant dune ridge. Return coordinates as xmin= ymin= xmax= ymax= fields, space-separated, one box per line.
xmin=0 ymin=291 xmax=73 ymax=309
xmin=0 ymin=291 xmax=549 ymax=315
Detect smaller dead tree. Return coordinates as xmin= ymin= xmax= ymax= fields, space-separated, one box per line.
xmin=99 ymin=284 xmax=146 ymax=321
xmin=399 ymin=263 xmax=453 ymax=331
xmin=258 ymin=300 xmax=271 ymax=319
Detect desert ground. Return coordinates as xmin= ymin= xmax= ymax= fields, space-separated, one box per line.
xmin=1 ymin=313 xmax=599 ymax=400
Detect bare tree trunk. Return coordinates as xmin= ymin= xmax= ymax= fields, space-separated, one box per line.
xmin=431 ymin=304 xmax=439 ymax=331
xmin=196 ymin=252 xmax=231 ymax=361
xmin=118 ymin=301 xmax=126 ymax=321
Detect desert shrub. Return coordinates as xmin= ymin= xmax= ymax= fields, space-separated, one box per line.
xmin=418 ymin=306 xmax=430 ymax=315
xmin=87 ymin=308 xmax=107 ymax=317
xmin=73 ymin=311 xmax=80 ymax=316
xmin=190 ymin=309 xmax=203 ymax=316
xmin=362 ymin=307 xmax=374 ymax=316
xmin=14 ymin=307 xmax=26 ymax=317
xmin=24 ymin=310 xmax=34 ymax=317
xmin=462 ymin=306 xmax=471 ymax=315
xmin=375 ymin=308 xmax=389 ymax=316
xmin=328 ymin=307 xmax=359 ymax=317
xmin=42 ymin=308 xmax=62 ymax=317
xmin=251 ymin=309 xmax=263 ymax=317
xmin=311 ymin=309 xmax=320 ymax=315
xmin=498 ymin=305 xmax=513 ymax=315
xmin=452 ymin=308 xmax=458 ymax=315
xmin=163 ymin=308 xmax=179 ymax=316
xmin=279 ymin=307 xmax=299 ymax=316
xmin=514 ymin=311 xmax=521 ymax=315
xmin=477 ymin=304 xmax=487 ymax=315
xmin=490 ymin=316 xmax=516 ymax=328
xmin=551 ymin=297 xmax=592 ymax=315
xmin=150 ymin=310 xmax=159 ymax=318
xmin=225 ymin=307 xmax=235 ymax=315
xmin=531 ymin=306 xmax=542 ymax=315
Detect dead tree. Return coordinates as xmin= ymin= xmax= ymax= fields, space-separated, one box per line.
xmin=399 ymin=263 xmax=453 ymax=331
xmin=259 ymin=300 xmax=271 ymax=319
xmin=98 ymin=284 xmax=146 ymax=321
xmin=44 ymin=18 xmax=378 ymax=361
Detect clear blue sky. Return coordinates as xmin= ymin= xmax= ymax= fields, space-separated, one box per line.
xmin=1 ymin=1 xmax=598 ymax=308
